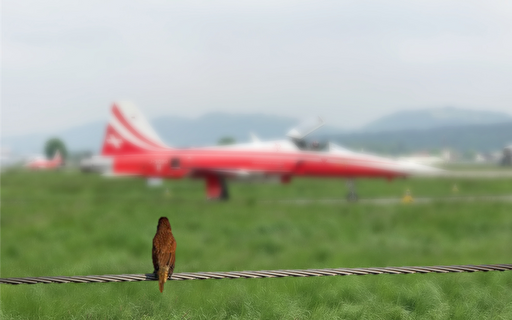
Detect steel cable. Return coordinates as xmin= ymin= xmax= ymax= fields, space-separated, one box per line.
xmin=1 ymin=263 xmax=511 ymax=285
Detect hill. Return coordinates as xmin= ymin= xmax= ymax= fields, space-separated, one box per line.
xmin=152 ymin=113 xmax=299 ymax=147
xmin=363 ymin=107 xmax=512 ymax=132
xmin=3 ymin=107 xmax=511 ymax=156
xmin=1 ymin=113 xmax=302 ymax=154
xmin=330 ymin=121 xmax=512 ymax=154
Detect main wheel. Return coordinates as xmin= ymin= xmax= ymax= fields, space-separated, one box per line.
xmin=220 ymin=177 xmax=229 ymax=200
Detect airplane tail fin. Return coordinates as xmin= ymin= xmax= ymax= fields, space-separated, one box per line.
xmin=100 ymin=101 xmax=170 ymax=156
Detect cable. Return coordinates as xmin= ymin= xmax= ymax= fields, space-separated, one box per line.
xmin=1 ymin=263 xmax=511 ymax=285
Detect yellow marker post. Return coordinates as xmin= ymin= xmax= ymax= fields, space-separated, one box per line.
xmin=402 ymin=188 xmax=414 ymax=203
xmin=452 ymin=184 xmax=459 ymax=193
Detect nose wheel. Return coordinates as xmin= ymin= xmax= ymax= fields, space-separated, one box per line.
xmin=346 ymin=179 xmax=358 ymax=202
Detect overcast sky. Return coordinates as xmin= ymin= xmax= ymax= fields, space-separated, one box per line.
xmin=3 ymin=0 xmax=512 ymax=136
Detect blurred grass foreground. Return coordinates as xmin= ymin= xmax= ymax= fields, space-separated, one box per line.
xmin=2 ymin=170 xmax=512 ymax=319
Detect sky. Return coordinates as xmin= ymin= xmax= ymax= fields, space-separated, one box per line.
xmin=3 ymin=0 xmax=512 ymax=136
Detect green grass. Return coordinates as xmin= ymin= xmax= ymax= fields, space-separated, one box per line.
xmin=439 ymin=163 xmax=512 ymax=171
xmin=1 ymin=170 xmax=512 ymax=319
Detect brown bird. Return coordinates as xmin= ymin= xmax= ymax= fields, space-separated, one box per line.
xmin=152 ymin=217 xmax=177 ymax=293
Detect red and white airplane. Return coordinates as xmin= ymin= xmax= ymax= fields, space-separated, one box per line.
xmin=26 ymin=151 xmax=63 ymax=170
xmin=81 ymin=101 xmax=440 ymax=200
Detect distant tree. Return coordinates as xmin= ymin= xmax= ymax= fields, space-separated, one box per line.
xmin=44 ymin=138 xmax=68 ymax=160
xmin=462 ymin=149 xmax=476 ymax=161
xmin=218 ymin=136 xmax=236 ymax=145
xmin=430 ymin=148 xmax=441 ymax=156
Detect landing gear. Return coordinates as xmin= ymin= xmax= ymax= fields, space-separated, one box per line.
xmin=205 ymin=174 xmax=229 ymax=200
xmin=219 ymin=177 xmax=229 ymax=200
xmin=346 ymin=179 xmax=358 ymax=202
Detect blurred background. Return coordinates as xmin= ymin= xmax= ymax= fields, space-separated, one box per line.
xmin=2 ymin=1 xmax=512 ymax=319
xmin=2 ymin=0 xmax=512 ymax=167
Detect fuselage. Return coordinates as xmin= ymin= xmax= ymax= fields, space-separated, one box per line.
xmin=106 ymin=147 xmax=412 ymax=181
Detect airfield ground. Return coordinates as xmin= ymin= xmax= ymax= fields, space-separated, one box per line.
xmin=1 ymin=170 xmax=512 ymax=319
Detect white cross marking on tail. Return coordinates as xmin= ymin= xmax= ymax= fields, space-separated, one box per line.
xmin=107 ymin=134 xmax=123 ymax=149
xmin=152 ymin=159 xmax=166 ymax=172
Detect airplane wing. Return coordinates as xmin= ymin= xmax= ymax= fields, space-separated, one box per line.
xmin=190 ymin=167 xmax=289 ymax=178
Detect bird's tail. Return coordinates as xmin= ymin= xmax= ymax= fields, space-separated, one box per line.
xmin=158 ymin=266 xmax=170 ymax=293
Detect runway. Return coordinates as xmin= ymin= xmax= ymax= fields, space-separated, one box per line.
xmin=263 ymin=194 xmax=512 ymax=205
xmin=430 ymin=170 xmax=512 ymax=178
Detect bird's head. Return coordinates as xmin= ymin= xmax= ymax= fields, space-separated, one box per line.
xmin=157 ymin=217 xmax=171 ymax=230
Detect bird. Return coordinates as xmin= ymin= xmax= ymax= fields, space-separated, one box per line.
xmin=152 ymin=217 xmax=177 ymax=293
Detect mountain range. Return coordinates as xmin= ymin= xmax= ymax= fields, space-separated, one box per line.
xmin=330 ymin=121 xmax=512 ymax=154
xmin=2 ymin=107 xmax=511 ymax=155
xmin=1 ymin=113 xmax=302 ymax=155
xmin=362 ymin=107 xmax=512 ymax=132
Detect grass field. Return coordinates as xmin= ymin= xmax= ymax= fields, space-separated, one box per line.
xmin=2 ymin=170 xmax=512 ymax=319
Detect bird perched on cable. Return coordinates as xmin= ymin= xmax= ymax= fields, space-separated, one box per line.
xmin=152 ymin=217 xmax=177 ymax=293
